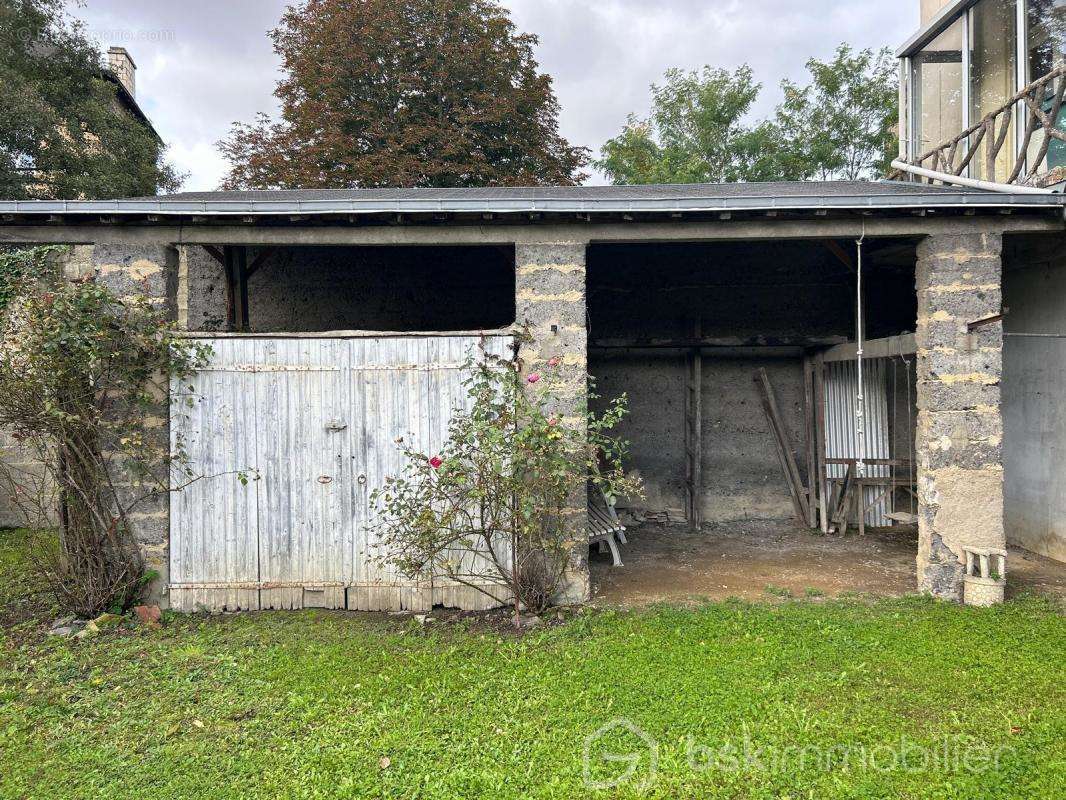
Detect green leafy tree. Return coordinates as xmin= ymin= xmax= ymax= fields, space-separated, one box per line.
xmin=219 ymin=0 xmax=588 ymax=189
xmin=774 ymin=45 xmax=898 ymax=180
xmin=596 ymin=66 xmax=782 ymax=184
xmin=0 ymin=0 xmax=178 ymax=199
xmin=597 ymin=46 xmax=898 ymax=184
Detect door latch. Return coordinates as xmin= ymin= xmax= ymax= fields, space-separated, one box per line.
xmin=324 ymin=420 xmax=348 ymax=432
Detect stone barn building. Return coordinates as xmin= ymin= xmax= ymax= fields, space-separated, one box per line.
xmin=1 ymin=181 xmax=1064 ymax=609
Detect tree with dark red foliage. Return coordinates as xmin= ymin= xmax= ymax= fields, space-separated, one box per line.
xmin=219 ymin=0 xmax=588 ymax=189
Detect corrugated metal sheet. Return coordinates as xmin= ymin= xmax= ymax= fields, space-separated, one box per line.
xmin=169 ymin=334 xmax=512 ymax=612
xmin=824 ymin=359 xmax=892 ymax=526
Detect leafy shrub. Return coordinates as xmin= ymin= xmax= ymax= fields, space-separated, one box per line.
xmin=372 ymin=342 xmax=641 ymax=618
xmin=0 ymin=249 xmax=208 ymax=615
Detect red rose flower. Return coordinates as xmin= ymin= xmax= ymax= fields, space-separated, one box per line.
xmin=429 ymin=456 xmax=443 ymax=469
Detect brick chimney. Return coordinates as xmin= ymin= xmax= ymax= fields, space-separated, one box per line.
xmin=107 ymin=46 xmax=136 ymax=98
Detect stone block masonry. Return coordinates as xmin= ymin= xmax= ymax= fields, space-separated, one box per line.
xmin=915 ymin=233 xmax=1005 ymax=603
xmin=515 ymin=242 xmax=590 ymax=604
xmin=92 ymin=243 xmax=179 ymax=605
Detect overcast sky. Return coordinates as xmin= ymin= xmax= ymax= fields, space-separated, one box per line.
xmin=69 ymin=0 xmax=921 ymax=191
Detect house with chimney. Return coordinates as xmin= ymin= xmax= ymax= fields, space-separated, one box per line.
xmin=102 ymin=46 xmax=160 ymax=144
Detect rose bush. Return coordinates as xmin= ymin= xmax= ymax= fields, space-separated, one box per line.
xmin=371 ymin=341 xmax=641 ymax=618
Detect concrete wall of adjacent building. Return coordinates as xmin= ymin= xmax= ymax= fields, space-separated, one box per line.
xmin=920 ymin=0 xmax=953 ymax=25
xmin=1003 ymin=235 xmax=1066 ymax=562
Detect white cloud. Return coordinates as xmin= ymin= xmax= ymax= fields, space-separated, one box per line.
xmin=70 ymin=0 xmax=920 ymax=190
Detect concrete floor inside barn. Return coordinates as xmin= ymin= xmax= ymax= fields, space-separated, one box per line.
xmin=588 ymin=521 xmax=1066 ymax=606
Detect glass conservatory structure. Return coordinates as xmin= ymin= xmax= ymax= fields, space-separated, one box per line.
xmin=898 ymin=0 xmax=1066 ymax=184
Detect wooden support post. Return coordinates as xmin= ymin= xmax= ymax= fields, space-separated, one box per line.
xmin=857 ymin=483 xmax=865 ymax=536
xmin=754 ymin=368 xmax=809 ymax=525
xmin=684 ymin=319 xmax=703 ymax=529
xmin=813 ymin=352 xmax=829 ymax=533
xmin=222 ymin=245 xmax=236 ymax=331
xmin=803 ymin=356 xmax=817 ymax=529
xmin=236 ymin=246 xmax=250 ymax=331
xmin=223 ymin=245 xmax=250 ymax=331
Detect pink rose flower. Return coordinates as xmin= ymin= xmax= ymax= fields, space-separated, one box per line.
xmin=429 ymin=456 xmax=443 ymax=469
xmin=547 ymin=356 xmax=561 ymax=368
xmin=526 ymin=373 xmax=541 ymax=384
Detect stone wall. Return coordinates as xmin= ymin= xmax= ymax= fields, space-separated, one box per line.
xmin=515 ymin=241 xmax=589 ymax=604
xmin=0 ymin=246 xmax=94 ymax=529
xmin=0 ymin=427 xmax=46 ymax=528
xmin=0 ymin=244 xmax=176 ymax=600
xmin=591 ymin=355 xmax=808 ymax=524
xmin=914 ymin=233 xmax=1005 ymax=601
xmin=92 ymin=243 xmax=178 ymax=605
xmin=178 ymin=245 xmax=227 ymax=331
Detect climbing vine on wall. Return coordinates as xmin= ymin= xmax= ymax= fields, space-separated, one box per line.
xmin=0 ymin=267 xmax=210 ymax=616
xmin=0 ymin=245 xmax=66 ymax=312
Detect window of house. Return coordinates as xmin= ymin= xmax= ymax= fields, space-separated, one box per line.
xmin=899 ymin=59 xmax=911 ymax=158
xmin=911 ymin=18 xmax=965 ymax=157
xmin=1027 ymin=0 xmax=1066 ymax=172
xmin=969 ymin=0 xmax=1018 ymax=179
xmin=1028 ymin=0 xmax=1066 ymax=77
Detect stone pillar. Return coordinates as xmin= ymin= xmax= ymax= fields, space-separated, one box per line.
xmin=515 ymin=241 xmax=590 ymax=604
xmin=915 ymin=233 xmax=1006 ymax=603
xmin=92 ymin=243 xmax=178 ymax=606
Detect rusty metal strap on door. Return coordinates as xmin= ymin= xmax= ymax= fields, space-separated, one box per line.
xmin=198 ymin=363 xmax=465 ymax=373
xmin=349 ymin=362 xmax=466 ymax=372
xmin=199 ymin=364 xmax=341 ymax=373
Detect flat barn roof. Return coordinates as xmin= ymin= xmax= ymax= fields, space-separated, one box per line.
xmin=0 ymin=181 xmax=1062 ymax=220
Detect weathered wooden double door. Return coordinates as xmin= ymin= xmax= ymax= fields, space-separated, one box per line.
xmin=169 ymin=334 xmax=511 ymax=611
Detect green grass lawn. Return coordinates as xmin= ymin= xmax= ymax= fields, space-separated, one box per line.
xmin=1 ymin=528 xmax=1063 ymax=800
